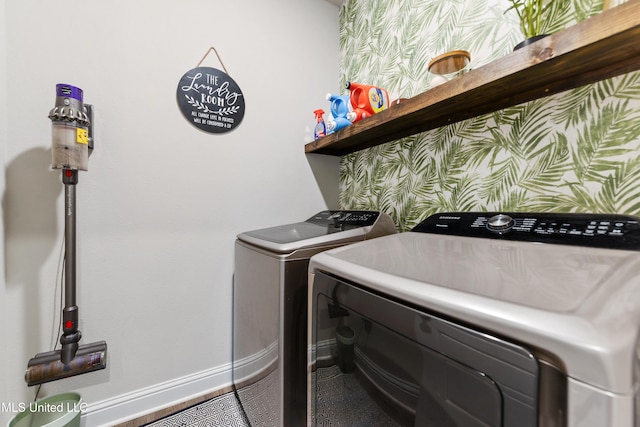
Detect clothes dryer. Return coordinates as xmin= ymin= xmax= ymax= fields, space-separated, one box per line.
xmin=309 ymin=212 xmax=640 ymax=427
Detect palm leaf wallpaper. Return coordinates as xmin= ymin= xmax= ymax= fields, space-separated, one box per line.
xmin=337 ymin=0 xmax=640 ymax=231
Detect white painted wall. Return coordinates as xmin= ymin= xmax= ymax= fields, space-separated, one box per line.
xmin=1 ymin=0 xmax=340 ymax=425
xmin=0 ymin=0 xmax=8 ymax=423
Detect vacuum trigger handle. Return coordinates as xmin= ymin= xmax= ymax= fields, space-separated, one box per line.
xmin=62 ymin=305 xmax=79 ymax=333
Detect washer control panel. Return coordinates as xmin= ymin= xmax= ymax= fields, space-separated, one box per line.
xmin=306 ymin=210 xmax=380 ymax=229
xmin=412 ymin=212 xmax=640 ymax=249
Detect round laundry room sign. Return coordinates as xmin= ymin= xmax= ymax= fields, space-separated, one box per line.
xmin=176 ymin=66 xmax=245 ymax=133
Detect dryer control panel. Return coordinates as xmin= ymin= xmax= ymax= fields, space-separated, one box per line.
xmin=413 ymin=212 xmax=640 ymax=249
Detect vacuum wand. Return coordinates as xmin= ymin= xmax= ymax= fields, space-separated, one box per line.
xmin=60 ymin=169 xmax=81 ymax=365
xmin=25 ymin=84 xmax=107 ymax=386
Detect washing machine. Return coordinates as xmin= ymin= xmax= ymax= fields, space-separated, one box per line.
xmin=308 ymin=212 xmax=640 ymax=427
xmin=233 ymin=210 xmax=396 ymax=426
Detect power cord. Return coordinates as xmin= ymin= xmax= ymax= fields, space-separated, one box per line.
xmin=34 ymin=236 xmax=65 ymax=402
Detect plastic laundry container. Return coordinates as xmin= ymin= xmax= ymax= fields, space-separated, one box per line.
xmin=8 ymin=393 xmax=82 ymax=427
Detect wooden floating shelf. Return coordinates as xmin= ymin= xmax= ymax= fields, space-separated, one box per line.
xmin=305 ymin=1 xmax=640 ymax=156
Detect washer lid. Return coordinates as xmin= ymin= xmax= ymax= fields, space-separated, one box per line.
xmin=237 ymin=211 xmax=387 ymax=253
xmin=309 ymin=232 xmax=640 ymax=394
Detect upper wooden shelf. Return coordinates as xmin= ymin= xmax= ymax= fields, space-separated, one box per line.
xmin=305 ymin=1 xmax=640 ymax=156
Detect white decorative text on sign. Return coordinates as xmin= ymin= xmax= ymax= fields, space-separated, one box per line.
xmin=176 ymin=67 xmax=245 ymax=134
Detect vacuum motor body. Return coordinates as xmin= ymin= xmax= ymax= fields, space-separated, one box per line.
xmin=49 ymin=84 xmax=90 ymax=171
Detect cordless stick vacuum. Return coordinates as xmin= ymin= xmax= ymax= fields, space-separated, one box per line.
xmin=25 ymin=84 xmax=107 ymax=386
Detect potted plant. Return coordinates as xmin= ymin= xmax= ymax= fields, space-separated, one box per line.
xmin=506 ymin=0 xmax=570 ymax=49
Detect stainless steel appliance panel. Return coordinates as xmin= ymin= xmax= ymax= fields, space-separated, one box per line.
xmin=233 ymin=211 xmax=396 ymax=426
xmin=310 ymin=271 xmax=565 ymax=427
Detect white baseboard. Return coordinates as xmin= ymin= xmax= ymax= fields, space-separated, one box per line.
xmin=82 ymin=342 xmax=280 ymax=427
xmin=231 ymin=340 xmax=278 ymax=385
xmin=314 ymin=338 xmax=336 ymax=364
xmin=81 ymin=363 xmax=233 ymax=427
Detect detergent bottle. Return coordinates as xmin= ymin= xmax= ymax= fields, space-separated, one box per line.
xmin=345 ymin=82 xmax=390 ymax=116
xmin=327 ymin=119 xmax=349 ymax=134
xmin=327 ymin=93 xmax=351 ymax=118
xmin=347 ymin=109 xmax=371 ymax=123
xmin=325 ymin=93 xmax=352 ymax=133
xmin=313 ymin=109 xmax=326 ymax=139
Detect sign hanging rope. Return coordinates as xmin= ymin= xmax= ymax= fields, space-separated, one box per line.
xmin=196 ymin=47 xmax=230 ymax=75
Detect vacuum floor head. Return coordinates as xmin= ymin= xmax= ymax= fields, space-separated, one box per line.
xmin=25 ymin=341 xmax=107 ymax=386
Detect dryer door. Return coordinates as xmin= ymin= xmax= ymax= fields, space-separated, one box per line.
xmin=310 ymin=272 xmax=548 ymax=427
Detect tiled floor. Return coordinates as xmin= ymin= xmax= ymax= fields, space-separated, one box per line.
xmin=144 ymin=391 xmax=249 ymax=427
xmin=314 ymin=365 xmax=399 ymax=426
xmin=144 ymin=368 xmax=278 ymax=426
xmin=142 ymin=365 xmax=399 ymax=427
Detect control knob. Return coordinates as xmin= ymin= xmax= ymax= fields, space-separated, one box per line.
xmin=487 ymin=214 xmax=514 ymax=234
